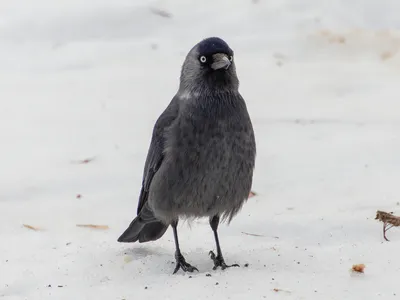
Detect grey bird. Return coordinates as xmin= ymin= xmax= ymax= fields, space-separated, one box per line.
xmin=118 ymin=37 xmax=256 ymax=274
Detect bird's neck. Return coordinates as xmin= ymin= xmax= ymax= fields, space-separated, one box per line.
xmin=178 ymin=86 xmax=238 ymax=100
xmin=177 ymin=87 xmax=243 ymax=120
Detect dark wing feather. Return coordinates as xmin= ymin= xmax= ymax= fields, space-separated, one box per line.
xmin=117 ymin=97 xmax=179 ymax=243
xmin=136 ymin=97 xmax=179 ymax=215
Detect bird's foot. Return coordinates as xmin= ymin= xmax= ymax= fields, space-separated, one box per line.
xmin=173 ymin=252 xmax=199 ymax=274
xmin=209 ymin=251 xmax=239 ymax=270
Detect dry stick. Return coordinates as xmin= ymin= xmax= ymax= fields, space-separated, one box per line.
xmin=384 ymin=222 xmax=389 ymax=241
xmin=375 ymin=210 xmax=400 ymax=241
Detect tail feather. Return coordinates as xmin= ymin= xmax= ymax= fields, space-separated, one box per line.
xmin=138 ymin=222 xmax=169 ymax=243
xmin=118 ymin=203 xmax=169 ymax=243
xmin=118 ymin=217 xmax=169 ymax=243
xmin=117 ymin=216 xmax=146 ymax=243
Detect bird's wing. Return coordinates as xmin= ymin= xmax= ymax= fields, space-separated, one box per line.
xmin=136 ymin=97 xmax=179 ymax=215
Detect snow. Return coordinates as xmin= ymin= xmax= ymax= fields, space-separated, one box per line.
xmin=1 ymin=0 xmax=400 ymax=299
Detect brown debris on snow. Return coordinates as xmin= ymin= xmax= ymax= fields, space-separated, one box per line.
xmin=241 ymin=232 xmax=280 ymax=239
xmin=71 ymin=157 xmax=96 ymax=164
xmin=23 ymin=224 xmax=42 ymax=231
xmin=375 ymin=210 xmax=400 ymax=241
xmin=273 ymin=288 xmax=291 ymax=294
xmin=351 ymin=264 xmax=366 ymax=273
xmin=76 ymin=224 xmax=109 ymax=230
xmin=149 ymin=7 xmax=172 ymax=18
xmin=380 ymin=51 xmax=395 ymax=61
xmin=318 ymin=29 xmax=346 ymax=44
xmin=241 ymin=231 xmax=264 ymax=237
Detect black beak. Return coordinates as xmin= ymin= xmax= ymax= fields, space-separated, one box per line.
xmin=211 ymin=53 xmax=231 ymax=70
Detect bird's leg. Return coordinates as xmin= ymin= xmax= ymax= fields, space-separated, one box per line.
xmin=209 ymin=215 xmax=239 ymax=270
xmin=171 ymin=220 xmax=199 ymax=274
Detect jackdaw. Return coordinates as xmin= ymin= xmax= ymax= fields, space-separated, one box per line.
xmin=118 ymin=37 xmax=256 ymax=274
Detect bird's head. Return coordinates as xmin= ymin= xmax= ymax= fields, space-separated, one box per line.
xmin=179 ymin=37 xmax=239 ymax=95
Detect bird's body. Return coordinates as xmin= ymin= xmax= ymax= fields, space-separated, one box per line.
xmin=149 ymin=92 xmax=254 ymax=224
xmin=118 ymin=37 xmax=256 ymax=273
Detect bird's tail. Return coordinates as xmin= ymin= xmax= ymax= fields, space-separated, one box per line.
xmin=118 ymin=218 xmax=169 ymax=243
xmin=118 ymin=204 xmax=169 ymax=243
xmin=117 ymin=216 xmax=145 ymax=243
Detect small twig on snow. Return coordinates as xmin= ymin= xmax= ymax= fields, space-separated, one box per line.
xmin=375 ymin=210 xmax=400 ymax=241
xmin=241 ymin=232 xmax=265 ymax=237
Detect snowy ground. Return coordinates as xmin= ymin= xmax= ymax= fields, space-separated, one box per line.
xmin=1 ymin=0 xmax=400 ymax=299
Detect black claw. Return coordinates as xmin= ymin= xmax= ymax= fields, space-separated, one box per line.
xmin=173 ymin=252 xmax=199 ymax=274
xmin=209 ymin=251 xmax=240 ymax=270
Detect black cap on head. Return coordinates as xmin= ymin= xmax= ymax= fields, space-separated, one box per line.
xmin=197 ymin=37 xmax=233 ymax=57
